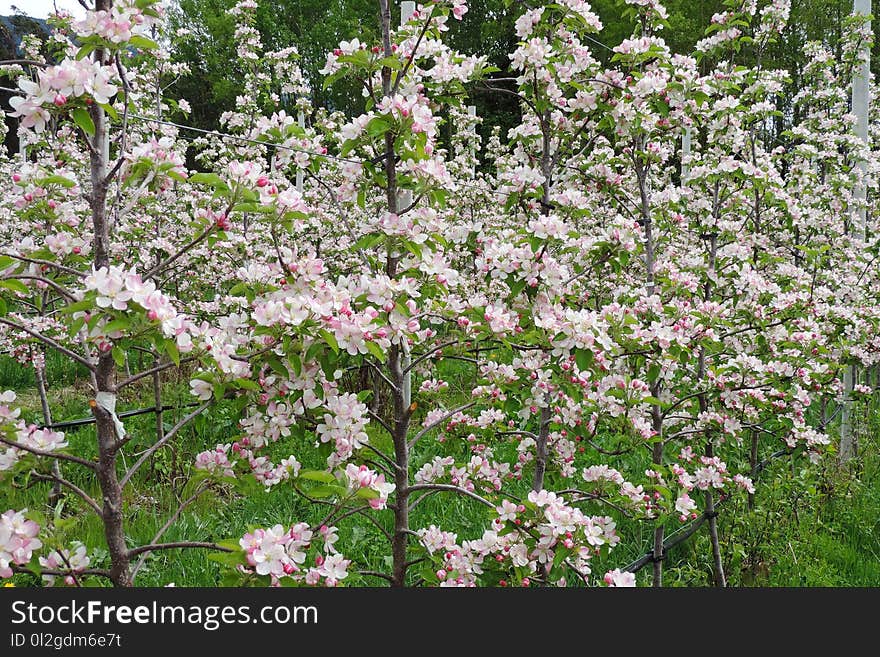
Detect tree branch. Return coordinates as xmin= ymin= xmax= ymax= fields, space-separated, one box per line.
xmin=407 ymin=402 xmax=476 ymax=450
xmin=0 ymin=317 xmax=94 ymax=370
xmin=403 ymin=340 xmax=459 ymax=375
xmin=143 ymin=225 xmax=216 ymax=281
xmin=120 ymin=400 xmax=213 ymax=486
xmin=29 ymin=470 xmax=101 ymax=515
xmin=0 ymin=434 xmax=96 ymax=470
xmin=131 ymin=483 xmax=211 ymax=582
xmin=0 ymin=253 xmax=86 ymax=278
xmin=2 ymin=275 xmax=76 ymax=301
xmin=118 ymin=356 xmax=198 ymax=389
xmin=127 ymin=541 xmax=230 ymax=559
xmin=406 ymin=483 xmax=494 ymax=508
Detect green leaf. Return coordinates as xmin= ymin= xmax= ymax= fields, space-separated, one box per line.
xmin=307 ymin=485 xmax=346 ymax=499
xmin=0 ymin=279 xmax=28 ymax=295
xmin=289 ymin=352 xmax=302 ymax=377
xmin=552 ymin=545 xmax=572 ymax=569
xmin=60 ymin=299 xmax=92 ymax=315
xmin=353 ymin=232 xmax=383 ymax=251
xmin=355 ymin=487 xmax=380 ymax=500
xmin=68 ymin=316 xmax=85 ymax=336
xmin=75 ymin=43 xmax=97 ymax=60
xmin=215 ymin=538 xmax=242 ymax=552
xmin=366 ymin=115 xmax=394 ymax=138
xmin=320 ymin=328 xmax=339 ymax=355
xmin=101 ymin=102 xmax=119 ymax=121
xmin=0 ymin=297 xmax=7 ymax=316
xmin=234 ymin=378 xmax=261 ymax=391
xmin=228 ymin=282 xmax=249 ymax=297
xmin=111 ymin=346 xmax=126 ymax=367
xmin=267 ymin=355 xmax=289 ymax=379
xmin=103 ymin=318 xmax=130 ymax=333
xmin=365 ymin=340 xmax=384 ymax=361
xmin=71 ymin=107 xmax=95 ymax=137
xmin=189 ymin=172 xmax=227 ymax=190
xmin=38 ymin=174 xmax=76 ymax=188
xmin=208 ymin=551 xmax=246 ymax=567
xmin=377 ymin=56 xmax=402 ymax=69
xmin=508 ymin=278 xmax=527 ymax=298
xmin=165 ymin=338 xmax=180 ymax=366
xmin=305 ymin=341 xmax=324 ymax=363
xmin=129 ymin=35 xmax=159 ymax=50
xmin=574 ymin=348 xmax=593 ymax=371
xmin=298 ymin=470 xmax=337 ymax=484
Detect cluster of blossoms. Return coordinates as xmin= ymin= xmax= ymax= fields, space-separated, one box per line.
xmin=236 ymin=448 xmax=301 ymax=488
xmin=344 ymin=464 xmax=396 ymax=510
xmin=194 ymin=440 xmax=302 ymax=489
xmin=82 ymin=266 xmax=195 ymax=352
xmin=0 ymin=0 xmax=863 ymax=591
xmin=9 ymin=60 xmax=118 ymax=132
xmin=415 ymin=489 xmax=622 ymax=587
xmin=0 ymin=509 xmax=42 ymax=579
xmin=193 ymin=444 xmax=236 ymax=479
xmin=414 ymin=452 xmax=511 ymax=492
xmin=39 ymin=543 xmax=91 ymax=586
xmin=73 ymin=0 xmax=161 ymax=44
xmin=126 ymin=137 xmax=188 ymax=185
xmin=670 ymin=453 xmax=755 ymax=521
xmin=315 ymin=393 xmax=372 ymax=466
xmin=0 ymin=391 xmax=67 ymax=471
xmin=239 ymin=523 xmax=349 ymax=586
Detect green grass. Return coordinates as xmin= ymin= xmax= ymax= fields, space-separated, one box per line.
xmin=4 ymin=354 xmax=880 ymax=587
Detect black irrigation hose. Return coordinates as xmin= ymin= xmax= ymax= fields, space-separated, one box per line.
xmin=39 ymin=400 xmax=205 ymax=430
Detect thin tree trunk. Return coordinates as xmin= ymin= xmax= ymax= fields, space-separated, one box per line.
xmin=88 ymin=0 xmax=131 ymax=586
xmin=532 ymin=407 xmax=552 ymax=492
xmin=636 ymin=149 xmax=666 ymax=587
xmin=748 ymin=430 xmax=758 ymax=511
xmin=35 ymin=355 xmax=63 ymax=506
xmin=378 ymin=0 xmax=413 ymax=587
xmin=704 ymin=444 xmax=726 ymax=587
xmin=152 ymin=356 xmax=163 ymax=481
xmin=698 ymin=224 xmax=725 ymax=587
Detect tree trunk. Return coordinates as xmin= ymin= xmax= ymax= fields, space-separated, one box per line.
xmin=88 ymin=0 xmax=132 ymax=586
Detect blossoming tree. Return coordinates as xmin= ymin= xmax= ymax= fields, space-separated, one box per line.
xmin=0 ymin=0 xmax=874 ymax=588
